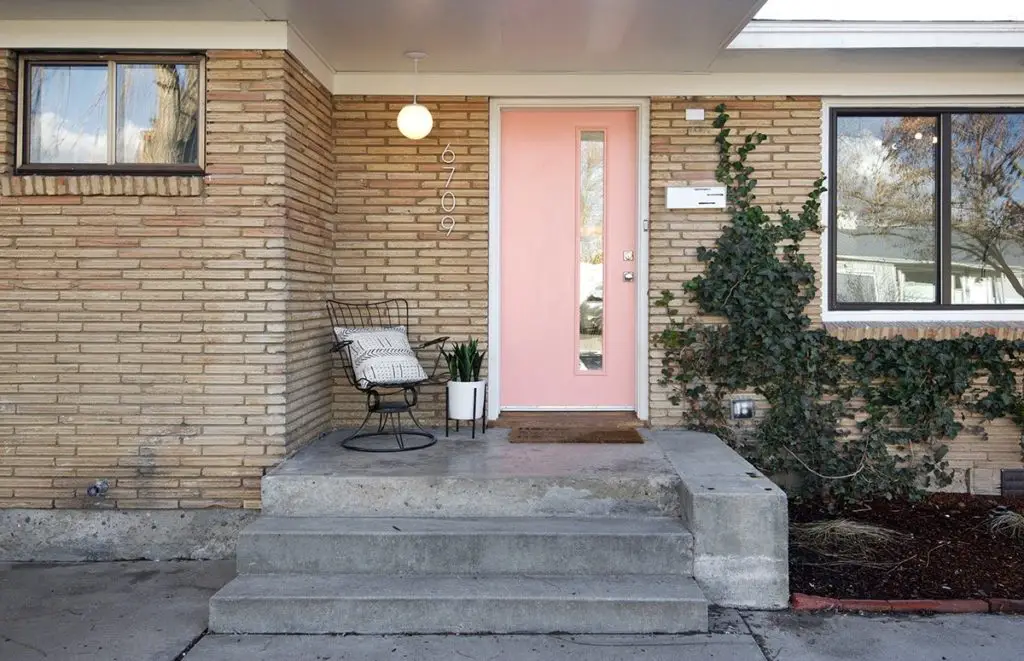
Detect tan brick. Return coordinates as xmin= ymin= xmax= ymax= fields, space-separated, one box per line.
xmin=331 ymin=94 xmax=488 ymax=428
xmin=0 ymin=50 xmax=330 ymax=511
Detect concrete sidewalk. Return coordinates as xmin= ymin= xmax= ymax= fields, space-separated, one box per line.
xmin=2 ymin=561 xmax=1022 ymax=661
xmin=0 ymin=560 xmax=234 ymax=661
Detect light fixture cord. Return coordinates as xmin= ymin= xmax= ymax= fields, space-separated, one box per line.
xmin=412 ymin=57 xmax=419 ymax=105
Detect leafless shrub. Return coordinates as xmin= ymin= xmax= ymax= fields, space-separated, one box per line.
xmin=793 ymin=519 xmax=910 ymax=560
xmin=989 ymin=508 xmax=1024 ymax=540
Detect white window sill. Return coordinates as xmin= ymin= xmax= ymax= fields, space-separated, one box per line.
xmin=822 ymin=310 xmax=1024 ymax=326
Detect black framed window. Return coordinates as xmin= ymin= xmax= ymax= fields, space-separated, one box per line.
xmin=830 ymin=108 xmax=1024 ymax=310
xmin=17 ymin=53 xmax=204 ymax=174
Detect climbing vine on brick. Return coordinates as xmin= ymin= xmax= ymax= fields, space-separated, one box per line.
xmin=654 ymin=104 xmax=1024 ymax=507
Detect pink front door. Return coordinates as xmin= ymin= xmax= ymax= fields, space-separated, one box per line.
xmin=500 ymin=109 xmax=637 ymax=409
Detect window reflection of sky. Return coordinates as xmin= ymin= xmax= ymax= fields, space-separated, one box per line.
xmin=29 ymin=65 xmax=108 ymax=162
xmin=28 ymin=63 xmax=197 ymax=164
xmin=835 ymin=112 xmax=1024 ymax=305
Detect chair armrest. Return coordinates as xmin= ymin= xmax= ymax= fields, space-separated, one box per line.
xmin=416 ymin=337 xmax=449 ymax=380
xmin=331 ymin=339 xmax=352 ymax=354
xmin=416 ymin=336 xmax=449 ymax=350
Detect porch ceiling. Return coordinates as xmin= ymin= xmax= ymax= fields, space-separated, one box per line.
xmin=0 ymin=0 xmax=767 ymax=73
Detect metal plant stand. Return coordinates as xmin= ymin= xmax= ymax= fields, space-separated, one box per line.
xmin=327 ymin=298 xmax=447 ymax=453
xmin=445 ymin=382 xmax=488 ymax=439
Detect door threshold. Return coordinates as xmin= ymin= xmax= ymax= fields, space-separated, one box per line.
xmin=493 ymin=411 xmax=647 ymax=429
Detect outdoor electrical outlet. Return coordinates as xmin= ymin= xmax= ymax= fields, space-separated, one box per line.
xmin=731 ymin=399 xmax=755 ymax=419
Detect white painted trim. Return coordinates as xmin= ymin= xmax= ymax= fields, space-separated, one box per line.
xmin=636 ymin=101 xmax=652 ymax=422
xmin=823 ymin=310 xmax=1024 ymax=325
xmin=0 ymin=19 xmax=333 ymax=90
xmin=821 ymin=96 xmax=1024 ymax=324
xmin=0 ymin=20 xmax=289 ymax=50
xmin=285 ymin=26 xmax=335 ymax=90
xmin=333 ymin=72 xmax=1024 ymax=97
xmin=487 ymin=101 xmax=502 ymax=421
xmin=732 ymin=20 xmax=1024 ymax=49
xmin=487 ymin=98 xmax=651 ymax=421
xmin=501 ymin=406 xmax=637 ymax=412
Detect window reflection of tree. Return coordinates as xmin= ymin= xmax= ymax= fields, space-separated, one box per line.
xmin=140 ymin=64 xmax=199 ymax=163
xmin=838 ymin=113 xmax=1024 ymax=302
xmin=579 ymin=133 xmax=605 ymax=266
xmin=29 ymin=65 xmax=108 ymax=162
xmin=27 ymin=61 xmax=199 ymax=165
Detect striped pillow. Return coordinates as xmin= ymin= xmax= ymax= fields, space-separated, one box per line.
xmin=334 ymin=326 xmax=428 ymax=386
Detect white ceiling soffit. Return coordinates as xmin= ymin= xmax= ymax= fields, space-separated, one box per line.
xmin=277 ymin=0 xmax=767 ymax=73
xmin=0 ymin=0 xmax=268 ymax=21
xmin=730 ymin=20 xmax=1024 ymax=49
xmin=0 ymin=0 xmax=767 ymax=73
xmin=710 ymin=48 xmax=1024 ymax=74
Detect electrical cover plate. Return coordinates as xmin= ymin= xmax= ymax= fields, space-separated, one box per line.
xmin=1002 ymin=468 xmax=1024 ymax=497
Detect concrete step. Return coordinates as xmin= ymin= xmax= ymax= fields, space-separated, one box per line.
xmin=208 ymin=573 xmax=708 ymax=634
xmin=261 ymin=473 xmax=681 ymax=518
xmin=260 ymin=436 xmax=682 ymax=518
xmin=235 ymin=516 xmax=694 ymax=576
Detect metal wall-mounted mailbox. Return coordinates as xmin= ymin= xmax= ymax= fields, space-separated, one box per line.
xmin=666 ymin=186 xmax=727 ymax=210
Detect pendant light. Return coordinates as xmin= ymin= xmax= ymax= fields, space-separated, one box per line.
xmin=397 ymin=51 xmax=433 ymax=140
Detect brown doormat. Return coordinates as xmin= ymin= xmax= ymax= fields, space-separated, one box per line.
xmin=508 ymin=426 xmax=644 ymax=444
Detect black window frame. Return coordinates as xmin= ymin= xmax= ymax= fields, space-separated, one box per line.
xmin=829 ymin=106 xmax=1024 ymax=311
xmin=16 ymin=51 xmax=205 ymax=176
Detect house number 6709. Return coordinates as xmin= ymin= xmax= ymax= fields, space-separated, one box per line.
xmin=439 ymin=143 xmax=456 ymax=236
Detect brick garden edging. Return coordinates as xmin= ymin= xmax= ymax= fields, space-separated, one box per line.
xmin=792 ymin=593 xmax=1024 ymax=614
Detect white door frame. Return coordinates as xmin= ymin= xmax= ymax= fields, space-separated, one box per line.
xmin=487 ymin=97 xmax=651 ymax=420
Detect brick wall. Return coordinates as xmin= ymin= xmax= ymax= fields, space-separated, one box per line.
xmin=0 ymin=51 xmax=14 ymax=173
xmin=331 ymin=95 xmax=489 ymax=424
xmin=282 ymin=54 xmax=335 ymax=451
xmin=827 ymin=324 xmax=1024 ymax=493
xmin=648 ymin=96 xmax=824 ymax=426
xmin=3 ymin=70 xmax=1019 ymax=508
xmin=0 ymin=49 xmax=335 ymax=510
xmin=648 ymin=95 xmax=1022 ymax=493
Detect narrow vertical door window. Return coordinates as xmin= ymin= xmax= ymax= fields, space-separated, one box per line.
xmin=578 ymin=130 xmax=605 ymax=371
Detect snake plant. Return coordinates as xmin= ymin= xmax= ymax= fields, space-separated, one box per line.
xmin=443 ymin=338 xmax=486 ymax=382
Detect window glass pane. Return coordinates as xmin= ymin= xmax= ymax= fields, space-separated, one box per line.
xmin=116 ymin=63 xmax=200 ymax=164
xmin=578 ymin=130 xmax=604 ymax=372
xmin=950 ymin=112 xmax=1024 ymax=305
xmin=27 ymin=64 xmax=108 ymax=164
xmin=835 ymin=115 xmax=938 ymax=304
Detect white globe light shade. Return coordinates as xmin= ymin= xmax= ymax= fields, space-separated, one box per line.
xmin=397 ymin=103 xmax=433 ymax=140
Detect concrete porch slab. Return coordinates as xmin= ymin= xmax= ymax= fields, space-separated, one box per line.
xmin=263 ymin=428 xmax=683 ymax=518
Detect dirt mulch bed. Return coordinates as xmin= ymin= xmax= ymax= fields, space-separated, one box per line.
xmin=790 ymin=494 xmax=1024 ymax=600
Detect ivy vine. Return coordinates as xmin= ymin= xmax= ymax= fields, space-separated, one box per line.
xmin=654 ymin=104 xmax=1024 ymax=507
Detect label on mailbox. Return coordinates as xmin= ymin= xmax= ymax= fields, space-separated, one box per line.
xmin=666 ymin=186 xmax=727 ymax=210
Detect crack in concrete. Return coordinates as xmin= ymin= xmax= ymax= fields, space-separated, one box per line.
xmin=1 ymin=634 xmax=48 ymax=658
xmin=738 ymin=611 xmax=777 ymax=661
xmin=172 ymin=628 xmax=208 ymax=661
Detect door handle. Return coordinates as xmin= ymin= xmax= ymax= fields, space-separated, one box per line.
xmin=623 ymin=271 xmax=634 ymax=282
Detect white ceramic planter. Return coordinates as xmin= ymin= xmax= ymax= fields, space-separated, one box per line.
xmin=447 ymin=380 xmax=486 ymax=420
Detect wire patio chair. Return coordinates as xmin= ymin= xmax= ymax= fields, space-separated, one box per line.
xmin=327 ymin=298 xmax=447 ymax=452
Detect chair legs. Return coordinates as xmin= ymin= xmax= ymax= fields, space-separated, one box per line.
xmin=341 ymin=386 xmax=437 ymax=452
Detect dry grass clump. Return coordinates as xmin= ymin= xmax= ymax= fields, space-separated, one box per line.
xmin=793 ymin=519 xmax=911 ymax=561
xmin=988 ymin=508 xmax=1024 ymax=540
